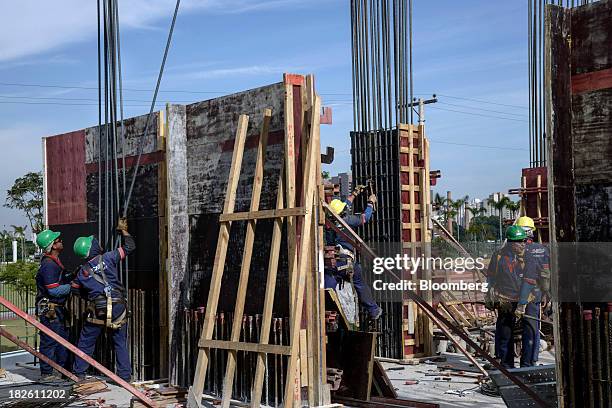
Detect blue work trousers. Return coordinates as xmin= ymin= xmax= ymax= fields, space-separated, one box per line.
xmin=39 ymin=310 xmax=69 ymax=375
xmin=324 ymin=261 xmax=380 ymax=317
xmin=495 ymin=302 xmax=541 ymax=368
xmin=73 ymin=304 xmax=131 ymax=381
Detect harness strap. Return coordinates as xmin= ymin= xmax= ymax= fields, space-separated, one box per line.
xmin=83 ymin=256 xmax=126 ymax=329
xmin=86 ymin=308 xmax=128 ymax=330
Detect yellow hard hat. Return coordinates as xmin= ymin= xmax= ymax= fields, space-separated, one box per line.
xmin=516 ymin=216 xmax=535 ymax=231
xmin=329 ymin=199 xmax=347 ymax=215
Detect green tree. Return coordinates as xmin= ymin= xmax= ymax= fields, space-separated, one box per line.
xmin=433 ymin=192 xmax=446 ymax=212
xmin=0 ymin=261 xmax=37 ymax=305
xmin=4 ymin=172 xmax=44 ymax=234
xmin=487 ymin=196 xmax=511 ymax=241
xmin=506 ymin=200 xmax=521 ymax=220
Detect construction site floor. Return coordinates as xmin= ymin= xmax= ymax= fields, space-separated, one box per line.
xmin=381 ymin=350 xmax=556 ymax=408
xmin=0 ymin=350 xmax=556 ymax=407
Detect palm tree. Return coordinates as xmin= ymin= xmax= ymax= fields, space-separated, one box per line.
xmin=11 ymin=225 xmax=26 ymax=261
xmin=506 ymin=200 xmax=521 ymax=220
xmin=433 ymin=192 xmax=446 ymax=214
xmin=487 ymin=196 xmax=511 ymax=242
xmin=450 ymin=195 xmax=469 ymax=240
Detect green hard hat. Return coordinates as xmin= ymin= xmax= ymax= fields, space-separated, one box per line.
xmin=36 ymin=229 xmax=61 ymax=252
xmin=74 ymin=235 xmax=94 ymax=259
xmin=506 ymin=225 xmax=527 ymax=242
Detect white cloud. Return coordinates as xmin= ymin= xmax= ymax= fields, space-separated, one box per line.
xmin=0 ymin=0 xmax=319 ymax=63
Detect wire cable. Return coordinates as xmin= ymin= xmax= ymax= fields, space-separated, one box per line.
xmin=121 ymin=0 xmax=180 ymax=220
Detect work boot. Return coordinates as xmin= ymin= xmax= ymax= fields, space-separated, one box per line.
xmin=40 ymin=373 xmax=61 ymax=381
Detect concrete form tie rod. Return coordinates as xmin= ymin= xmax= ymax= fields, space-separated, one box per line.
xmin=0 ymin=296 xmax=157 ymax=408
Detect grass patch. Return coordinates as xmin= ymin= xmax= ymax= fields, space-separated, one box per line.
xmin=0 ymin=318 xmax=37 ymax=353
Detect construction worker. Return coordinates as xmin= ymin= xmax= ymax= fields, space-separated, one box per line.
xmin=324 ymin=192 xmax=382 ymax=320
xmin=35 ymin=229 xmax=71 ymax=379
xmin=516 ymin=216 xmax=550 ymax=365
xmin=485 ymin=225 xmax=542 ymax=368
xmin=70 ymin=218 xmax=134 ymax=382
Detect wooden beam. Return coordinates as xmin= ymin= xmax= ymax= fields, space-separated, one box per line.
xmin=198 ymin=340 xmax=291 ymax=356
xmin=218 ymin=207 xmax=306 ymax=222
xmin=221 ymin=109 xmax=271 ymax=408
xmin=283 ymin=94 xmax=321 ymax=408
xmin=283 ymin=76 xmax=298 ymax=323
xmin=250 ymin=167 xmax=286 ymax=407
xmin=188 ymin=114 xmax=249 ymax=408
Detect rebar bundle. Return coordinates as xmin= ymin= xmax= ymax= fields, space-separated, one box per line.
xmin=97 ymin=0 xmax=128 ymax=281
xmin=178 ymin=309 xmax=290 ymax=404
xmin=351 ymin=0 xmax=414 ymax=133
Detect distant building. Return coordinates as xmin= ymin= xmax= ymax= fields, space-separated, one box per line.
xmin=482 ymin=192 xmax=512 ymax=219
xmin=331 ymin=172 xmax=352 ymax=200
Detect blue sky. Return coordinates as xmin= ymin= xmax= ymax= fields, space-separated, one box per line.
xmin=0 ymin=0 xmax=529 ymax=233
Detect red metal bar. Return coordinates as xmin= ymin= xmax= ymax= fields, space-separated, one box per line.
xmin=0 ymin=327 xmax=79 ymax=382
xmin=0 ymin=296 xmax=157 ymax=408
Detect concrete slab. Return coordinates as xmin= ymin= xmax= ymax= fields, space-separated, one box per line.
xmin=380 ymin=351 xmax=556 ymax=408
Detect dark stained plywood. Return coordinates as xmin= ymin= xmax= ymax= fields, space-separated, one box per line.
xmin=84 ymin=112 xmax=160 ymax=164
xmin=45 ymin=130 xmax=87 ymax=225
xmin=571 ymin=0 xmax=612 ymax=75
xmin=572 ymin=89 xmax=612 ymax=184
xmin=185 ymin=83 xmax=285 ymax=215
xmin=86 ymin=163 xmax=159 ymax=222
xmin=547 ymin=5 xmax=575 ymax=243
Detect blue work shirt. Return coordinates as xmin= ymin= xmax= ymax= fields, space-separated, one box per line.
xmin=36 ymin=255 xmax=70 ymax=305
xmin=524 ymin=241 xmax=550 ymax=282
xmin=326 ymin=203 xmax=374 ymax=252
xmin=71 ymin=247 xmax=126 ymax=301
xmin=487 ymin=245 xmax=530 ymax=301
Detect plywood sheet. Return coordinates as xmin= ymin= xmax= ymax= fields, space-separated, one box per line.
xmin=45 ymin=130 xmax=87 ymax=225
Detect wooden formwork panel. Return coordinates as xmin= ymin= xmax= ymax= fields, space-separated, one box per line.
xmin=44 ymin=130 xmax=87 ymax=225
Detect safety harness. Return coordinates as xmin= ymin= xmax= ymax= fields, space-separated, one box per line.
xmin=82 ymin=256 xmax=127 ymax=330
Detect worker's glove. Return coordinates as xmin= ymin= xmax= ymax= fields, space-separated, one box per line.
xmin=514 ymin=303 xmax=527 ymax=319
xmin=116 ymin=217 xmax=128 ymax=233
xmin=538 ymin=277 xmax=550 ymax=294
xmin=367 ymin=194 xmax=377 ymax=205
xmin=352 ymin=185 xmax=366 ymax=196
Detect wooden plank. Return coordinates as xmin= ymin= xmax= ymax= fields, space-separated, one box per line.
xmin=221 ymin=109 xmax=271 ymax=408
xmin=250 ymin=167 xmax=286 ymax=407
xmin=157 ymin=107 xmax=169 ymax=379
xmin=197 ymin=339 xmax=291 ymax=355
xmin=283 ymin=94 xmax=321 ymax=408
xmin=218 ymin=207 xmax=306 ymax=222
xmin=188 ymin=114 xmax=249 ymax=408
xmin=284 ymin=76 xmax=298 ymax=323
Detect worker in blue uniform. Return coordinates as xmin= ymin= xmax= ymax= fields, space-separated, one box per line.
xmin=35 ymin=229 xmax=71 ymax=380
xmin=516 ymin=216 xmax=550 ymax=366
xmin=70 ymin=218 xmax=134 ymax=382
xmin=324 ymin=191 xmax=382 ymax=320
xmin=485 ymin=225 xmax=542 ymax=368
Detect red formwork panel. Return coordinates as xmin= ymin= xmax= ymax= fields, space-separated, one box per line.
xmin=521 ymin=167 xmax=549 ymax=242
xmin=45 ymin=130 xmax=87 ymax=225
